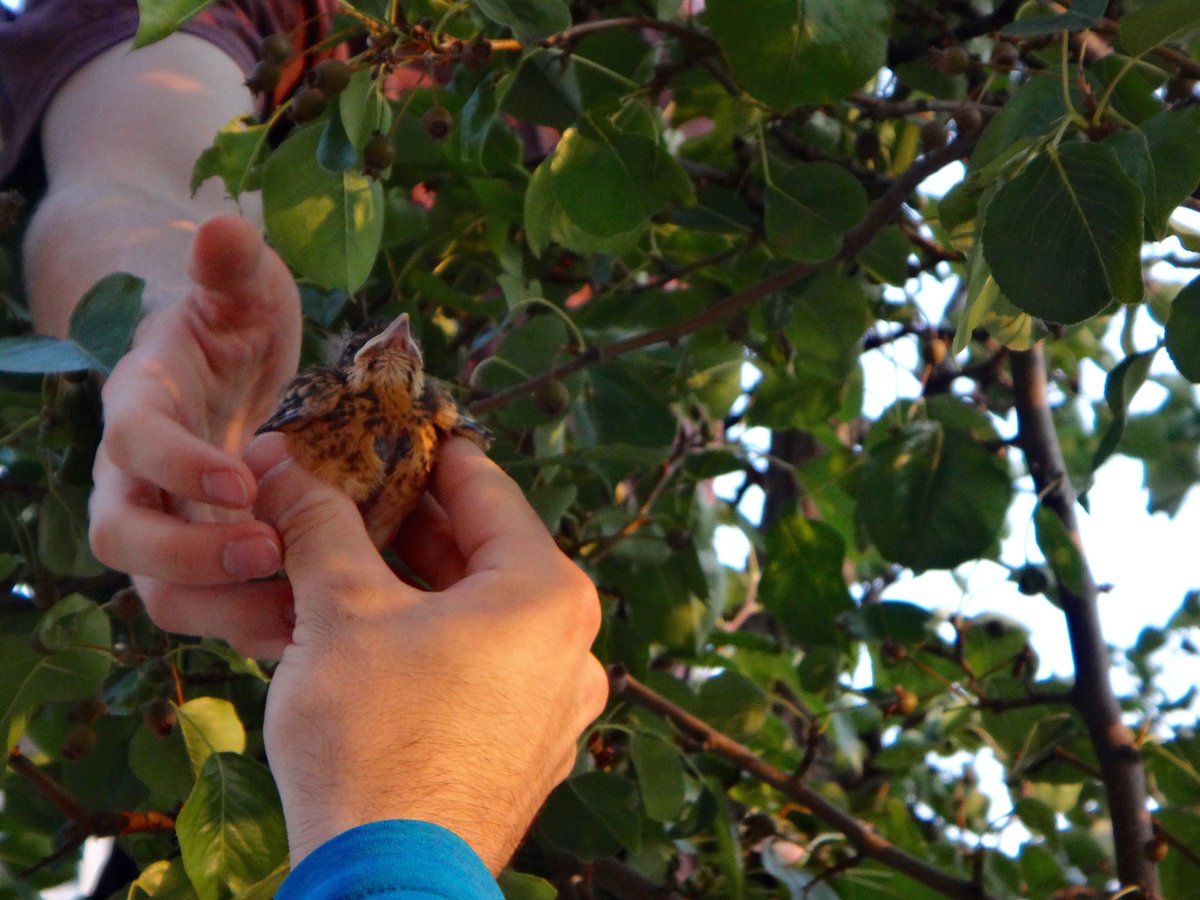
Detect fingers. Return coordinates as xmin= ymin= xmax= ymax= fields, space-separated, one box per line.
xmin=187 ymin=214 xmax=299 ymax=334
xmin=99 ymin=386 xmax=255 ymax=508
xmin=388 ymin=494 xmax=466 ymax=590
xmin=90 ymin=449 xmax=282 ymax=583
xmin=431 ymin=438 xmax=562 ymax=575
xmin=135 ymin=575 xmax=294 ymax=660
xmin=248 ymin=434 xmax=395 ymax=605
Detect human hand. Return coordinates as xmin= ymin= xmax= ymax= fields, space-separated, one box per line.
xmin=247 ymin=432 xmax=609 ymax=871
xmin=88 ymin=214 xmax=302 ymax=657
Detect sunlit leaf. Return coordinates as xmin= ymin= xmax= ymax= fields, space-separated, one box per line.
xmin=177 ymin=753 xmax=288 ymax=900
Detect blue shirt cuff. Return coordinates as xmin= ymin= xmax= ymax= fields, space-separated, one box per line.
xmin=276 ymin=820 xmax=503 ymax=899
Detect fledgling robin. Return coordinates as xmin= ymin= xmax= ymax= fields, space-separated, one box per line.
xmin=255 ymin=313 xmax=491 ymax=547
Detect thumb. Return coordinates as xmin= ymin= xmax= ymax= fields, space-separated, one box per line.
xmin=247 ymin=434 xmax=390 ymax=600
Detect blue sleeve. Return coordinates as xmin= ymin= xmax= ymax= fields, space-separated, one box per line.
xmin=275 ymin=820 xmax=504 ymax=899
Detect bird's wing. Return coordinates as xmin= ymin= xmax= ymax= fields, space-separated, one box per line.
xmin=419 ymin=377 xmax=493 ymax=449
xmin=255 ymin=368 xmax=347 ymax=434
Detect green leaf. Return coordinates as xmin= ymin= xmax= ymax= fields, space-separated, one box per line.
xmin=176 ymin=753 xmax=288 ymax=900
xmin=262 ymin=123 xmax=384 ymax=292
xmin=983 ymin=143 xmax=1144 ymax=324
xmin=840 ymin=601 xmax=934 ymax=645
xmin=858 ymin=407 xmax=1013 ymax=572
xmin=629 ymin=732 xmax=686 ymax=822
xmin=522 ymin=147 xmax=645 ymax=256
xmin=191 ymin=115 xmax=269 ymax=198
xmin=127 ymin=858 xmax=197 ymax=900
xmin=68 ymin=273 xmax=144 ymax=373
xmin=177 ymin=697 xmax=246 ymax=778
xmin=1014 ymin=797 xmax=1060 ymax=838
xmin=1091 ymin=348 xmax=1156 ymax=472
xmin=706 ymin=0 xmax=891 ymax=108
xmin=1159 ymin=809 xmax=1200 ymax=899
xmin=583 ymin=362 xmax=677 ymax=449
xmin=1033 ymin=503 xmax=1086 ymax=595
xmin=500 ymin=50 xmax=583 ymax=130
xmin=0 ymin=336 xmax=103 ymax=374
xmin=1001 ymin=0 xmax=1103 ymax=38
xmin=469 ymin=0 xmax=570 ymax=43
xmin=337 ymin=69 xmax=390 ymax=150
xmin=761 ymin=513 xmax=854 ymax=646
xmin=39 ymin=480 xmax=105 ymax=577
xmin=134 ymin=0 xmax=217 ymax=48
xmin=457 ymin=79 xmax=520 ymax=174
xmin=538 ymin=771 xmax=642 ymax=860
xmin=954 ymin=184 xmax=1048 ymax=354
xmin=0 ymin=596 xmax=112 ymax=750
xmin=1107 ymin=106 xmax=1200 ymax=240
xmin=763 ymin=162 xmax=868 ymax=262
xmin=704 ymin=776 xmax=746 ymax=897
xmin=694 ymin=670 xmax=769 ymax=739
xmin=970 ymin=77 xmax=1070 ymax=175
xmin=1167 ymin=275 xmax=1200 ymax=382
xmin=129 ymin=723 xmax=196 ymax=807
xmin=1120 ymin=0 xmax=1200 ymax=56
xmin=860 ymin=226 xmax=913 ymax=286
xmin=498 ymin=871 xmax=557 ymax=900
xmin=316 ymin=110 xmax=358 ymax=173
xmin=545 ymin=117 xmax=690 ymax=239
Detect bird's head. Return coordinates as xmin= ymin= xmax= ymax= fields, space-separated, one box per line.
xmin=348 ymin=313 xmax=425 ymax=397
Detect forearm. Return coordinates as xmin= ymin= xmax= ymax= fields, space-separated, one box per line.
xmin=24 ymin=180 xmax=258 ymax=336
xmin=23 ymin=33 xmax=261 ymax=337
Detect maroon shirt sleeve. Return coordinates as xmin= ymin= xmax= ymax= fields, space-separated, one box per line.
xmin=0 ymin=0 xmax=337 ymax=188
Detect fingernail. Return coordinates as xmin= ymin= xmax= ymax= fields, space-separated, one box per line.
xmin=203 ymin=470 xmax=250 ymax=507
xmin=223 ymin=536 xmax=281 ymax=580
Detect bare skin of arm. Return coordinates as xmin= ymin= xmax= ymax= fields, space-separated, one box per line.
xmin=25 ymin=34 xmax=302 ymax=657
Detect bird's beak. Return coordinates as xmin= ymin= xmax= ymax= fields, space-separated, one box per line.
xmin=355 ymin=313 xmax=423 ymax=365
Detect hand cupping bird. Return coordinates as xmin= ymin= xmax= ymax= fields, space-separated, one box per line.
xmin=255 ymin=313 xmax=491 ymax=547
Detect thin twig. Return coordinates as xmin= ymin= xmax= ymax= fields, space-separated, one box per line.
xmin=610 ymin=667 xmax=997 ymax=900
xmin=541 ymin=16 xmax=718 ymax=54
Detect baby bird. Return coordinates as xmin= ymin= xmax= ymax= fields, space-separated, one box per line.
xmin=255 ymin=313 xmax=491 ymax=547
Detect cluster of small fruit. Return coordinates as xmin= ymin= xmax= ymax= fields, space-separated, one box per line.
xmin=921 ymin=40 xmax=1021 ymax=150
xmin=241 ymin=19 xmax=501 ymax=178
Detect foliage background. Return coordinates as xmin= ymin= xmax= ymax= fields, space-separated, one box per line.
xmin=4 ymin=0 xmax=1200 ymax=897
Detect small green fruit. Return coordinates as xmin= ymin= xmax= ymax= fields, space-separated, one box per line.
xmin=261 ymin=33 xmax=293 ymax=65
xmin=245 ymin=60 xmax=282 ymax=94
xmin=363 ymin=131 xmax=396 ymax=178
xmin=952 ymin=105 xmax=983 ymax=135
xmin=290 ymin=87 xmax=328 ymax=123
xmin=62 ymin=724 xmax=97 ymax=761
xmin=920 ymin=119 xmax=949 ymax=151
xmin=533 ymin=379 xmax=571 ymax=418
xmin=143 ymin=698 xmax=177 ymax=737
xmin=311 ymin=58 xmax=352 ymax=95
xmin=422 ymin=105 xmax=453 ymax=140
xmin=937 ymin=46 xmax=971 ymax=75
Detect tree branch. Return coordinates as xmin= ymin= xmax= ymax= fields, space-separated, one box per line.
xmin=609 ymin=666 xmax=996 ymax=900
xmin=1010 ymin=346 xmax=1159 ymax=898
xmin=541 ymin=16 xmax=719 ymax=55
xmin=7 ymin=748 xmax=176 ymax=837
xmin=470 ymin=135 xmax=976 ymax=415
